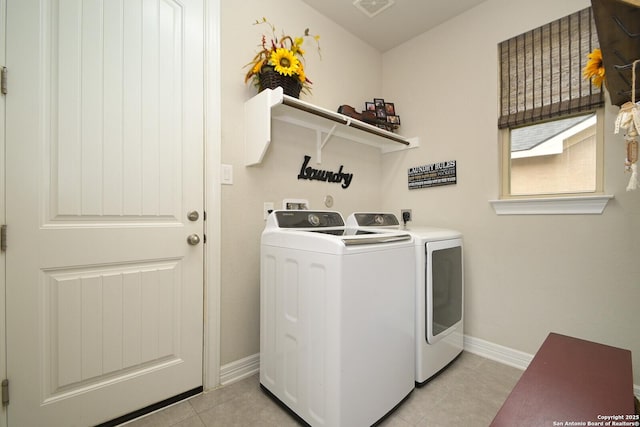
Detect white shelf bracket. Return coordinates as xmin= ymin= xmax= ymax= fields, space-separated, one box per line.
xmin=316 ymin=124 xmax=338 ymax=164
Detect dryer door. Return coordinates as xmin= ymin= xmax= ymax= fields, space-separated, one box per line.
xmin=426 ymin=239 xmax=463 ymax=343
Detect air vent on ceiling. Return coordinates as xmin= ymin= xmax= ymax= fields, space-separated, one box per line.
xmin=352 ymin=0 xmax=395 ymax=18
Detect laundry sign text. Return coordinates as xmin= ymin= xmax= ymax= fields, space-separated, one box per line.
xmin=408 ymin=160 xmax=457 ymax=189
xmin=297 ymin=155 xmax=354 ymax=189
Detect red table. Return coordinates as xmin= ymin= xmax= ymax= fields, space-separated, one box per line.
xmin=491 ymin=332 xmax=636 ymax=426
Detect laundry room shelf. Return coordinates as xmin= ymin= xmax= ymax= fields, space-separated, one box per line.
xmin=244 ymin=87 xmax=419 ymax=166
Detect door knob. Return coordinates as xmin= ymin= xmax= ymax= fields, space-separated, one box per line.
xmin=187 ymin=210 xmax=199 ymax=221
xmin=187 ymin=234 xmax=201 ymax=245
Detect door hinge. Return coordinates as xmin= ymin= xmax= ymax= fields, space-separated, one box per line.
xmin=1 ymin=67 xmax=7 ymax=95
xmin=1 ymin=379 xmax=8 ymax=406
xmin=0 ymin=225 xmax=6 ymax=252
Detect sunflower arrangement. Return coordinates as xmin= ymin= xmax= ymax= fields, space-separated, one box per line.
xmin=244 ymin=18 xmax=321 ymax=95
xmin=583 ymin=48 xmax=606 ymax=88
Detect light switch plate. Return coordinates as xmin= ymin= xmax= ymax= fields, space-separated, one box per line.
xmin=221 ymin=164 xmax=233 ymax=185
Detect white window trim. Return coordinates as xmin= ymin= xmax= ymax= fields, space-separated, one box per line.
xmin=490 ymin=194 xmax=613 ymax=215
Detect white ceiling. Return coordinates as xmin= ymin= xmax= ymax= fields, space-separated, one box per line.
xmin=299 ymin=0 xmax=488 ymax=52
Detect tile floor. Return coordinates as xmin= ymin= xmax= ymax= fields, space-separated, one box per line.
xmin=123 ymin=352 xmax=523 ymax=427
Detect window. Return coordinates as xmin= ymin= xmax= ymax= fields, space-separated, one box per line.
xmin=504 ymin=110 xmax=604 ymax=197
xmin=498 ymin=7 xmax=605 ymax=199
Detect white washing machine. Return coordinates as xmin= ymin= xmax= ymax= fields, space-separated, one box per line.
xmin=347 ymin=213 xmax=464 ymax=386
xmin=260 ymin=210 xmax=415 ymax=426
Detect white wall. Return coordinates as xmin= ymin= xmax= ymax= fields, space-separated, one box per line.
xmin=220 ymin=0 xmax=640 ymax=386
xmin=381 ymin=0 xmax=640 ymax=385
xmin=220 ymin=0 xmax=385 ymax=364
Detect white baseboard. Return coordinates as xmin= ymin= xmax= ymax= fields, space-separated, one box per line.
xmin=219 ymin=353 xmax=259 ymax=386
xmin=463 ymin=335 xmax=533 ymax=371
xmin=219 ymin=337 xmax=640 ymax=399
xmin=463 ymin=335 xmax=640 ymax=399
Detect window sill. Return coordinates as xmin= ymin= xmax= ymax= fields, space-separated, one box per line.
xmin=489 ymin=195 xmax=614 ymax=215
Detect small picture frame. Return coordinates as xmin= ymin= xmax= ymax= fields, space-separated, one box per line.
xmin=385 ymin=102 xmax=396 ymax=115
xmin=367 ymin=98 xmax=400 ymax=131
xmin=386 ymin=115 xmax=401 ymax=125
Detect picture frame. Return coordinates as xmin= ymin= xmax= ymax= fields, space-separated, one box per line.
xmin=386 ymin=115 xmax=401 ymax=125
xmin=366 ymin=98 xmax=401 ymax=132
xmin=385 ymin=102 xmax=396 ymax=115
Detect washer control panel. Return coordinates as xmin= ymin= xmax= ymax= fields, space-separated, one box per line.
xmin=350 ymin=213 xmax=400 ymax=227
xmin=274 ymin=210 xmax=344 ymax=228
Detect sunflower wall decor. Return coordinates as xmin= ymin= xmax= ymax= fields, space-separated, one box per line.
xmin=583 ymin=48 xmax=606 ymax=88
xmin=244 ymin=18 xmax=321 ymax=98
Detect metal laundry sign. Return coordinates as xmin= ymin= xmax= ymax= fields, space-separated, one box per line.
xmin=408 ymin=160 xmax=457 ymax=190
xmin=297 ymin=155 xmax=354 ymax=189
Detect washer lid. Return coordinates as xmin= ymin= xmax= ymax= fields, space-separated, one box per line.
xmin=263 ymin=210 xmax=412 ymax=252
xmin=346 ymin=212 xmax=462 ymax=241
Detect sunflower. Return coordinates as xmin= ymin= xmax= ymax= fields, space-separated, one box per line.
xmin=583 ymin=48 xmax=605 ymax=88
xmin=297 ymin=62 xmax=307 ymax=83
xmin=269 ymin=48 xmax=300 ymax=77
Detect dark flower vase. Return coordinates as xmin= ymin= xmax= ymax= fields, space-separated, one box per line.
xmin=258 ymin=66 xmax=302 ymax=98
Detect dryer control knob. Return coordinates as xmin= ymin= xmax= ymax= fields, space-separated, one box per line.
xmin=308 ymin=214 xmax=320 ymax=226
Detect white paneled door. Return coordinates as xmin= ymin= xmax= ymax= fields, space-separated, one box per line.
xmin=5 ymin=0 xmax=204 ymax=425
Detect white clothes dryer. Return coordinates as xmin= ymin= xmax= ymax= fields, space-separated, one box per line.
xmin=261 ymin=210 xmax=416 ymax=426
xmin=347 ymin=213 xmax=464 ymax=386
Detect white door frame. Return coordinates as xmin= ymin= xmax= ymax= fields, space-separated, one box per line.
xmin=204 ymin=0 xmax=222 ymax=391
xmin=0 ymin=0 xmax=7 ymax=425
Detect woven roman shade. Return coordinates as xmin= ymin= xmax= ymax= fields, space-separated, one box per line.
xmin=498 ymin=7 xmax=604 ymax=129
